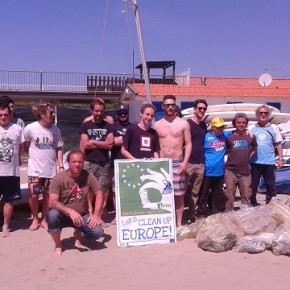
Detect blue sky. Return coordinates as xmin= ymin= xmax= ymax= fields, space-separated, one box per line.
xmin=1 ymin=0 xmax=290 ymax=78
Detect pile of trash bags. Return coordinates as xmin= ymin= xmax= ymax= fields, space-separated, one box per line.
xmin=177 ymin=197 xmax=290 ymax=255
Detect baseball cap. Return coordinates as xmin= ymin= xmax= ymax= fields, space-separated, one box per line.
xmin=116 ymin=105 xmax=129 ymax=116
xmin=211 ymin=117 xmax=225 ymax=128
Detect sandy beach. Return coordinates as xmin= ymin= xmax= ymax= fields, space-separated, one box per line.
xmin=1 ymin=196 xmax=290 ymax=290
xmin=1 ymin=164 xmax=290 ymax=290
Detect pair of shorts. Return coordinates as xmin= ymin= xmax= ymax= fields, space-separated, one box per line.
xmin=109 ymin=167 xmax=116 ymax=193
xmin=0 ymin=176 xmax=21 ymax=202
xmin=172 ymin=160 xmax=185 ymax=196
xmin=84 ymin=161 xmax=110 ymax=193
xmin=28 ymin=176 xmax=52 ymax=196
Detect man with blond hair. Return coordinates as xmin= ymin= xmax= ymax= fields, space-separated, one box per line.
xmin=46 ymin=150 xmax=104 ymax=256
xmin=24 ymin=103 xmax=64 ymax=230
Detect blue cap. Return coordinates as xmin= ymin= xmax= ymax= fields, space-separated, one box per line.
xmin=116 ymin=105 xmax=129 ymax=115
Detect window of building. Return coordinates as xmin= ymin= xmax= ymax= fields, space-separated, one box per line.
xmin=152 ymin=101 xmax=164 ymax=121
xmin=267 ymin=102 xmax=281 ymax=111
xmin=180 ymin=102 xmax=192 ymax=110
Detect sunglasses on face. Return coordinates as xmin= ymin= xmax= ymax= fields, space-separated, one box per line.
xmin=163 ymin=103 xmax=176 ymax=109
xmin=259 ymin=111 xmax=269 ymax=115
xmin=197 ymin=107 xmax=207 ymax=112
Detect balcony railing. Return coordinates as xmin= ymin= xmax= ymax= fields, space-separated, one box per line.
xmin=0 ymin=69 xmax=188 ymax=93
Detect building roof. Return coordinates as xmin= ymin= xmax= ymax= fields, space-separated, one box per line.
xmin=135 ymin=61 xmax=175 ymax=70
xmin=129 ymin=76 xmax=290 ymax=98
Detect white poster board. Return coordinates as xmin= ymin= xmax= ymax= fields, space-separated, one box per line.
xmin=115 ymin=158 xmax=176 ymax=247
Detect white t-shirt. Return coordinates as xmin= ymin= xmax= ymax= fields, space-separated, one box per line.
xmin=12 ymin=117 xmax=25 ymax=129
xmin=0 ymin=123 xmax=25 ymax=176
xmin=24 ymin=121 xmax=63 ymax=178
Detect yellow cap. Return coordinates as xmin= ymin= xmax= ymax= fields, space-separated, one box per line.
xmin=211 ymin=117 xmax=225 ymax=128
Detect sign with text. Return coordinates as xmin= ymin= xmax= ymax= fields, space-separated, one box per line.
xmin=115 ymin=159 xmax=176 ymax=247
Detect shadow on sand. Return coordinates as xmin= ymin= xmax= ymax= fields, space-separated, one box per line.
xmin=61 ymin=233 xmax=112 ymax=253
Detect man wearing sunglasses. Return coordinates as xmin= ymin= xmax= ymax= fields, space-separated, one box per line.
xmin=248 ymin=105 xmax=283 ymax=205
xmin=24 ymin=103 xmax=64 ymax=230
xmin=153 ymin=95 xmax=192 ymax=227
xmin=184 ymin=99 xmax=208 ymax=223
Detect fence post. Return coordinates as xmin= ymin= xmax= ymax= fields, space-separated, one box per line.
xmin=40 ymin=71 xmax=43 ymax=91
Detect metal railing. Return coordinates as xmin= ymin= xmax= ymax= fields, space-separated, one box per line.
xmin=0 ymin=69 xmax=188 ymax=93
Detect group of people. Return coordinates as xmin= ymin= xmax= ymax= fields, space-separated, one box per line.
xmin=119 ymin=96 xmax=283 ymax=227
xmin=185 ymin=100 xmax=283 ymax=222
xmin=0 ymin=94 xmax=283 ymax=256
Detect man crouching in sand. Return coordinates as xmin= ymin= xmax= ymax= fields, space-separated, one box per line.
xmin=46 ymin=150 xmax=104 ymax=256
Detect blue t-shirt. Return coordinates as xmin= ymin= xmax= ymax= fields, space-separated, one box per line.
xmin=248 ymin=123 xmax=282 ymax=165
xmin=204 ymin=131 xmax=231 ymax=177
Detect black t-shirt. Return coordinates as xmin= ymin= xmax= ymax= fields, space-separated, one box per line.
xmin=188 ymin=119 xmax=207 ymax=164
xmin=123 ymin=123 xmax=160 ymax=159
xmin=80 ymin=120 xmax=114 ymax=162
xmin=110 ymin=121 xmax=131 ymax=166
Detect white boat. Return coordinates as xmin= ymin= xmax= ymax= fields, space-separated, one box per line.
xmin=182 ymin=103 xmax=290 ymax=166
xmin=182 ymin=103 xmax=280 ymax=117
xmin=182 ymin=103 xmax=290 ymax=125
xmin=183 ymin=110 xmax=290 ymax=124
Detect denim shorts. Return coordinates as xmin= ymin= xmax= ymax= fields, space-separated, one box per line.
xmin=46 ymin=209 xmax=104 ymax=239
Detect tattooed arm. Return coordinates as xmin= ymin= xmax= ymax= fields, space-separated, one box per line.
xmin=49 ymin=193 xmax=84 ymax=227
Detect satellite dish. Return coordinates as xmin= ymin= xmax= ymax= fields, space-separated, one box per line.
xmin=259 ymin=72 xmax=272 ymax=87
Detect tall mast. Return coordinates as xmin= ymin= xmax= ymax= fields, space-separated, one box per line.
xmin=132 ymin=0 xmax=152 ymax=104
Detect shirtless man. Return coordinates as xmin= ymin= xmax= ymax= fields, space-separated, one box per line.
xmin=153 ymin=95 xmax=192 ymax=227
